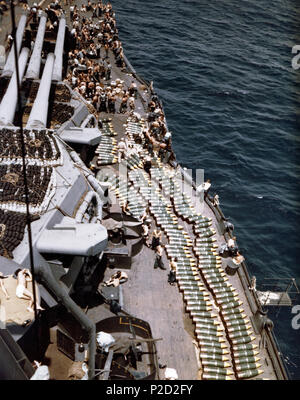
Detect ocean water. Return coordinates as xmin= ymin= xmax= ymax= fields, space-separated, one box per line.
xmin=113 ymin=0 xmax=300 ymax=379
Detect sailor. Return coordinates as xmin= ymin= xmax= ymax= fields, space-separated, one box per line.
xmin=154 ymin=245 xmax=166 ymax=270
xmin=142 ymin=218 xmax=151 ymax=247
xmin=98 ymin=90 xmax=107 ymax=113
xmin=161 ymin=131 xmax=172 ymax=163
xmin=117 ymin=138 xmax=127 ymax=163
xmin=105 ymin=61 xmax=112 ymax=81
xmin=107 ymin=92 xmax=116 ymax=113
xmin=249 ymin=276 xmax=257 ymax=291
xmin=31 ymin=4 xmax=38 ymax=23
xmin=213 ymin=193 xmax=220 ymax=206
xmin=69 ymin=4 xmax=74 ymax=20
xmin=223 ymin=219 xmax=234 ymax=233
xmin=128 ymin=96 xmax=135 ymax=111
xmin=119 ymin=94 xmax=128 ymax=114
xmin=14 ymin=269 xmax=44 ymax=313
xmin=0 ymin=272 xmax=9 ymax=300
xmin=168 ymin=258 xmax=177 ymax=285
xmin=144 ymin=155 xmax=152 ymax=173
xmin=129 ymin=82 xmax=138 ymax=99
xmin=151 ymin=229 xmax=162 ymax=251
xmin=232 ymin=251 xmax=245 ymax=265
xmin=227 ymin=236 xmax=238 ymax=256
xmin=196 ymin=179 xmax=211 ymax=198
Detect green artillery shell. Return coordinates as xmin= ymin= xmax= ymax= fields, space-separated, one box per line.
xmin=235 ymin=362 xmax=262 ymax=372
xmin=228 ymin=324 xmax=252 ymax=333
xmin=202 ymin=272 xmax=226 ymax=278
xmin=197 ymin=232 xmax=215 ymax=239
xmin=193 ymin=315 xmax=219 ymax=323
xmin=178 ymin=283 xmax=204 ymax=290
xmin=233 ymin=350 xmax=258 ymax=359
xmin=194 ymin=317 xmax=220 ymax=325
xmin=200 ymin=347 xmax=229 ymax=356
xmin=233 ymin=344 xmax=258 ymax=352
xmin=195 ymin=324 xmax=223 ymax=333
xmin=187 ymin=305 xmax=212 ymax=312
xmin=216 ymin=297 xmax=240 ymax=306
xmin=223 ymin=314 xmax=247 ymax=322
xmin=231 ymin=336 xmax=256 ymax=345
xmin=212 ymin=287 xmax=237 ymax=294
xmin=201 ymin=360 xmax=231 ymax=369
xmin=215 ymin=292 xmax=238 ymax=300
xmin=210 ymin=281 xmax=232 ymax=287
xmin=196 ymin=334 xmax=225 ymax=343
xmin=176 ymin=264 xmax=197 ymax=268
xmin=198 ymin=264 xmax=222 ymax=270
xmin=237 ymin=369 xmax=263 ymax=379
xmin=203 ymin=367 xmax=233 ymax=376
xmin=226 ymin=318 xmax=250 ymax=327
xmin=177 ymin=276 xmax=201 ymax=282
xmin=221 ymin=307 xmax=245 ymax=316
xmin=177 ymin=272 xmax=198 ymax=279
xmin=228 ymin=330 xmax=253 ymax=340
xmin=189 ymin=311 xmax=215 ymax=318
xmin=186 ymin=299 xmax=211 ymax=306
xmin=220 ymin=301 xmax=243 ymax=310
xmin=199 ymin=268 xmax=223 ymax=274
xmin=195 ymin=328 xmax=224 ymax=337
xmin=201 ymin=353 xmax=229 ymax=362
xmin=202 ymin=373 xmax=232 ymax=380
xmin=184 ymin=292 xmax=210 ymax=299
xmin=234 ymin=356 xmax=260 ymax=365
xmin=198 ymin=341 xmax=227 ymax=349
xmin=198 ymin=258 xmax=221 ymax=262
xmin=206 ymin=277 xmax=228 ymax=284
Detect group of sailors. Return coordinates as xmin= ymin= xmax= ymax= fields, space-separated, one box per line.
xmin=0 ymin=1 xmax=9 ymax=30
xmin=64 ymin=1 xmax=140 ymax=116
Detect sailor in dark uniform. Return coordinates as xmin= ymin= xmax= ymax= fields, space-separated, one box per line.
xmin=154 ymin=246 xmax=166 ymax=270
xmin=107 ymin=93 xmax=116 ymax=114
xmin=98 ymin=91 xmax=107 ymax=113
xmin=151 ymin=229 xmax=162 ymax=251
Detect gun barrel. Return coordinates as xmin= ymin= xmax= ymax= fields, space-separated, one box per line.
xmin=2 ymin=12 xmax=28 ymax=77
xmin=26 ymin=13 xmax=47 ymax=79
xmin=52 ymin=16 xmax=66 ymax=82
xmin=0 ymin=47 xmax=30 ymax=126
xmin=26 ymin=53 xmax=55 ymax=129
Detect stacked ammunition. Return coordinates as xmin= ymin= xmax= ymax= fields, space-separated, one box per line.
xmin=121 ymin=153 xmax=143 ymax=170
xmin=131 ymin=167 xmax=233 ymax=379
xmin=150 ymin=168 xmax=175 ymax=199
xmin=95 ymin=135 xmax=117 ymax=166
xmin=148 ymin=165 xmax=265 ymax=379
xmin=0 ymin=128 xmax=62 ymax=166
xmin=0 ymin=210 xmax=28 ymax=258
xmin=101 ymin=120 xmax=118 ymax=137
xmin=124 ymin=118 xmax=145 ymax=145
xmin=110 ymin=175 xmax=146 ymax=220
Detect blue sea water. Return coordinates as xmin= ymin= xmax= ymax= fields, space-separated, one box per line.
xmin=112 ymin=0 xmax=300 ymax=378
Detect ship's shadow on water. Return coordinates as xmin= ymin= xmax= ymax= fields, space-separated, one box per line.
xmin=114 ymin=0 xmax=300 ymax=378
